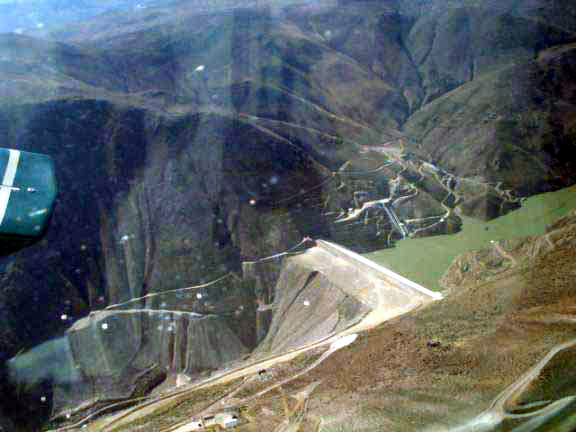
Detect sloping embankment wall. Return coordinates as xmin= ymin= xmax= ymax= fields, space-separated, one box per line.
xmin=259 ymin=240 xmax=442 ymax=354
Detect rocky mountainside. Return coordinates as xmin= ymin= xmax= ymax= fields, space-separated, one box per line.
xmin=0 ymin=0 xmax=575 ymax=429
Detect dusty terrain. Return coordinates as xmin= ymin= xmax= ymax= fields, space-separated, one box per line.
xmin=71 ymin=210 xmax=576 ymax=432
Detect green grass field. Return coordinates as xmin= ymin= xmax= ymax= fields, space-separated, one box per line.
xmin=364 ymin=185 xmax=576 ymax=291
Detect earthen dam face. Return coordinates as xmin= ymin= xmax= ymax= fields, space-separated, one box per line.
xmin=257 ymin=240 xmax=442 ymax=356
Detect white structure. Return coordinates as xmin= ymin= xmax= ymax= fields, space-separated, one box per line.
xmin=172 ymin=412 xmax=240 ymax=431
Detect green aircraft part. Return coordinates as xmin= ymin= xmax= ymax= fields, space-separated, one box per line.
xmin=0 ymin=148 xmax=57 ymax=255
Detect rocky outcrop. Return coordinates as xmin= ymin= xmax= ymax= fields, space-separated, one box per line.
xmin=46 ymin=309 xmax=247 ymax=418
xmin=67 ymin=310 xmax=247 ymax=377
xmin=406 ymin=5 xmax=573 ymax=102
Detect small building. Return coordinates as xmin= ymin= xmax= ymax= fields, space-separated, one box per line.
xmin=221 ymin=414 xmax=239 ymax=429
xmin=204 ymin=413 xmax=240 ymax=429
xmin=176 ymin=412 xmax=240 ymax=431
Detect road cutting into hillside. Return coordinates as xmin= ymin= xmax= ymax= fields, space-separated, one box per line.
xmin=77 ymin=240 xmax=442 ymax=432
xmin=447 ymin=336 xmax=576 ymax=432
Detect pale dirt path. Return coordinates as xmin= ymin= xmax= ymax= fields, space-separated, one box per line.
xmin=447 ymin=329 xmax=576 ymax=431
xmin=163 ymin=335 xmax=359 ymax=432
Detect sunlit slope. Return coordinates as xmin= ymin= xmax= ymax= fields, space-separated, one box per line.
xmin=364 ymin=185 xmax=576 ymax=291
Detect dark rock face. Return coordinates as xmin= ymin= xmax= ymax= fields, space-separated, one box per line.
xmin=0 ymin=0 xmax=575 ymax=428
xmin=406 ymin=6 xmax=573 ymax=102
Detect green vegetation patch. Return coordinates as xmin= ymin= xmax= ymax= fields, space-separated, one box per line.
xmin=364 ymin=185 xmax=576 ymax=291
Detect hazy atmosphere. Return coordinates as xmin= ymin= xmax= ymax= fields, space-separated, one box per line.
xmin=0 ymin=0 xmax=575 ymax=431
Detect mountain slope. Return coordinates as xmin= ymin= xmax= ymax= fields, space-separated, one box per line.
xmin=0 ymin=1 xmax=576 ymax=429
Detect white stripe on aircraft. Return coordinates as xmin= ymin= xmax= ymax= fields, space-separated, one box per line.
xmin=0 ymin=149 xmax=21 ymax=226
